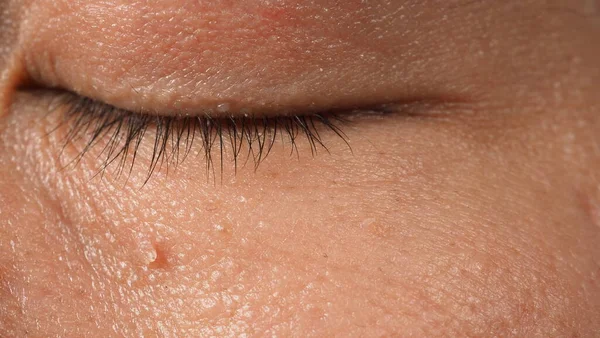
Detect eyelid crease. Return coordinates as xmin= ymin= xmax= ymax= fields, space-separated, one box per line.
xmin=50 ymin=91 xmax=353 ymax=185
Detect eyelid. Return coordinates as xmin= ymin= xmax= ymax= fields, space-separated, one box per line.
xmin=22 ymin=1 xmax=468 ymax=119
xmin=52 ymin=91 xmax=352 ymax=184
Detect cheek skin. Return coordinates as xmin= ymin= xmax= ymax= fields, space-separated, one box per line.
xmin=1 ymin=96 xmax=599 ymax=336
xmin=2 ymin=1 xmax=600 ymax=336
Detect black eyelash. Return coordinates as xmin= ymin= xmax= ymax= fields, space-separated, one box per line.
xmin=50 ymin=93 xmax=351 ymax=184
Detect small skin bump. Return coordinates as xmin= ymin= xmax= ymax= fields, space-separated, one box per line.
xmin=136 ymin=234 xmax=171 ymax=269
xmin=148 ymin=245 xmax=169 ymax=270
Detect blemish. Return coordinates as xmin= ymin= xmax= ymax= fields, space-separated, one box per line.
xmin=137 ymin=236 xmax=157 ymax=265
xmin=136 ymin=234 xmax=169 ymax=269
xmin=148 ymin=245 xmax=169 ymax=269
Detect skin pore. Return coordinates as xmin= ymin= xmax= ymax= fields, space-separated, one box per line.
xmin=1 ymin=0 xmax=600 ymax=336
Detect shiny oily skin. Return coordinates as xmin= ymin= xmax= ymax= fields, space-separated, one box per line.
xmin=1 ymin=0 xmax=600 ymax=337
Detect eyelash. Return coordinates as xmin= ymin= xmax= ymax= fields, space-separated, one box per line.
xmin=50 ymin=92 xmax=352 ymax=183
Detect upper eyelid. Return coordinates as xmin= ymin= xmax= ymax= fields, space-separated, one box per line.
xmin=19 ymin=1 xmax=475 ymax=120
xmin=47 ymin=85 xmax=396 ymax=118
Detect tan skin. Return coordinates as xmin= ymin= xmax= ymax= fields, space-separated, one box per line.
xmin=1 ymin=0 xmax=600 ymax=336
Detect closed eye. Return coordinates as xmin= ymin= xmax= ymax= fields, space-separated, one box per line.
xmin=50 ymin=90 xmax=358 ymax=185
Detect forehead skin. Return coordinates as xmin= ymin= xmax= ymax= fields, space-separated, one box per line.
xmin=1 ymin=0 xmax=600 ymax=337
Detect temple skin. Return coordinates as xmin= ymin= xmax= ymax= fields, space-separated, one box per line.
xmin=1 ymin=0 xmax=600 ymax=336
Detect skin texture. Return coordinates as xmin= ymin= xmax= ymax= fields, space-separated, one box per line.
xmin=1 ymin=0 xmax=600 ymax=337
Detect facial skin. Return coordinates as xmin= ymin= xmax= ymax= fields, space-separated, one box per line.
xmin=1 ymin=0 xmax=600 ymax=336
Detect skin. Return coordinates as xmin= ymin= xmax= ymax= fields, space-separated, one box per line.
xmin=1 ymin=0 xmax=599 ymax=336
